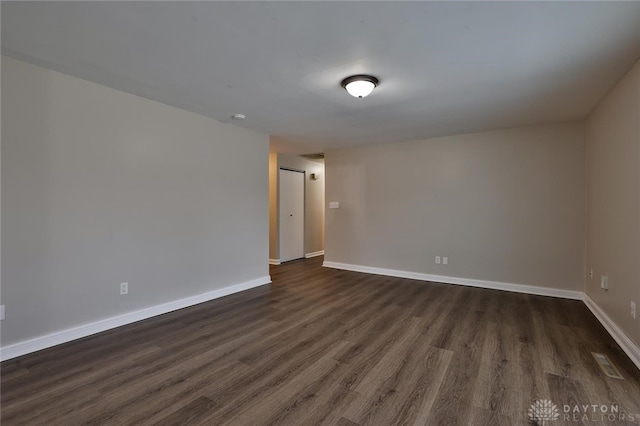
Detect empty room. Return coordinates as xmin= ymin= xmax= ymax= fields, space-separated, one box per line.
xmin=1 ymin=2 xmax=640 ymax=425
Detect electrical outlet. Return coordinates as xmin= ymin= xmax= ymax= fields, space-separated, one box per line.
xmin=631 ymin=301 xmax=636 ymax=320
xmin=443 ymin=257 xmax=449 ymax=265
xmin=0 ymin=305 xmax=5 ymax=321
xmin=600 ymin=275 xmax=608 ymax=291
xmin=435 ymin=256 xmax=441 ymax=265
xmin=120 ymin=282 xmax=129 ymax=295
xmin=589 ymin=268 xmax=593 ymax=279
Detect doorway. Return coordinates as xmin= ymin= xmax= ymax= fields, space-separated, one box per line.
xmin=278 ymin=168 xmax=305 ymax=262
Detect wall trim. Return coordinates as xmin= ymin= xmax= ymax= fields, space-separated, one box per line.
xmin=269 ymin=259 xmax=281 ymax=265
xmin=583 ymin=294 xmax=640 ymax=371
xmin=305 ymin=250 xmax=325 ymax=258
xmin=0 ymin=275 xmax=272 ymax=361
xmin=322 ymin=261 xmax=583 ymax=300
xmin=4 ymin=262 xmax=638 ymax=371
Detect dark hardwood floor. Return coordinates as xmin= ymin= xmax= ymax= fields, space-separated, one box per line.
xmin=2 ymin=256 xmax=639 ymax=425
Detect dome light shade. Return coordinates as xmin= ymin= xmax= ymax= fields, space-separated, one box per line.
xmin=341 ymin=75 xmax=379 ymax=98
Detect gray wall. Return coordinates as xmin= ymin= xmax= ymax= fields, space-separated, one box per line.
xmin=269 ymin=152 xmax=324 ymax=261
xmin=325 ymin=122 xmax=585 ymax=291
xmin=585 ymin=59 xmax=640 ymax=347
xmin=1 ymin=57 xmax=269 ymax=346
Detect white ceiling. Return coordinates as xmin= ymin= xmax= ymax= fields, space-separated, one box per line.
xmin=3 ymin=1 xmax=640 ymax=153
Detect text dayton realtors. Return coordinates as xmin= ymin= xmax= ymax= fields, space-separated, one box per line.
xmin=563 ymin=404 xmax=636 ymax=423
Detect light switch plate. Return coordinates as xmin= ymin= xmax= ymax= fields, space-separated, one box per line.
xmin=329 ymin=201 xmax=340 ymax=209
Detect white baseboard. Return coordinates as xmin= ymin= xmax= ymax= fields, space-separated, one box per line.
xmin=305 ymin=250 xmax=325 ymax=258
xmin=269 ymin=259 xmax=281 ymax=265
xmin=0 ymin=275 xmax=272 ymax=361
xmin=583 ymin=295 xmax=640 ymax=371
xmin=322 ymin=261 xmax=583 ymax=300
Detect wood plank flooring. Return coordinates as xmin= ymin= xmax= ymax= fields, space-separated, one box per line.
xmin=2 ymin=256 xmax=639 ymax=425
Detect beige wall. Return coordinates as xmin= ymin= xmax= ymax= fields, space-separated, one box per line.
xmin=325 ymin=122 xmax=585 ymax=291
xmin=269 ymin=152 xmax=279 ymax=259
xmin=585 ymin=59 xmax=640 ymax=347
xmin=1 ymin=57 xmax=270 ymax=347
xmin=269 ymin=153 xmax=325 ymax=261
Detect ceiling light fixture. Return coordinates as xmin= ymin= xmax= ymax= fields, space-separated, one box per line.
xmin=341 ymin=75 xmax=379 ymax=98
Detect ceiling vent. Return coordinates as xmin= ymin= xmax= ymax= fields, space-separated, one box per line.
xmin=300 ymin=153 xmax=325 ymax=160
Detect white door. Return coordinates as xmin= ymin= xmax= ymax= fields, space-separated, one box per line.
xmin=279 ymin=169 xmax=305 ymax=262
